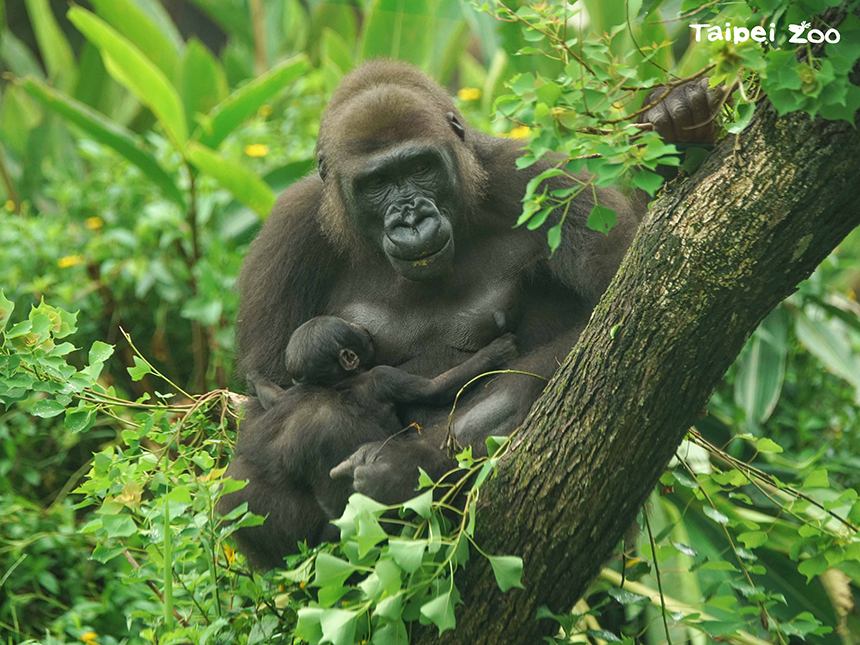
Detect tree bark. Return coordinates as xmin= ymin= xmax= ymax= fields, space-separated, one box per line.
xmin=414 ymin=45 xmax=860 ymax=645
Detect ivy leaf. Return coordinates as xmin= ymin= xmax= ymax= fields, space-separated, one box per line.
xmin=127 ymin=356 xmax=152 ymax=381
xmin=487 ymin=555 xmax=525 ymax=592
xmin=402 ymin=490 xmax=433 ymax=519
xmin=388 ymin=538 xmax=426 ymax=574
xmin=313 ymin=554 xmax=358 ymax=588
xmin=420 ymin=586 xmax=460 ymax=634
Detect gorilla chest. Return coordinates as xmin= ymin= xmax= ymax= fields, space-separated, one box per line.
xmin=327 ymin=273 xmax=521 ymax=371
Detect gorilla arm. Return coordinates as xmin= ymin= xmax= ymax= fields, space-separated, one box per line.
xmin=235 ymin=176 xmax=343 ymax=385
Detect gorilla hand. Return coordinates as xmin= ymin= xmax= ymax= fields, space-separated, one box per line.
xmin=638 ymin=77 xmax=722 ymax=144
xmin=330 ymin=431 xmax=452 ymax=505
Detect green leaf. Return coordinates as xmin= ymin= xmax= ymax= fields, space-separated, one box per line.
xmin=734 ymin=307 xmax=788 ymax=434
xmin=388 ymin=538 xmax=426 ymax=573
xmin=179 ymin=39 xmax=228 ymax=131
xmin=65 ymin=407 xmax=96 ymax=433
xmin=102 ymin=513 xmax=137 ymax=538
xmin=419 ymin=586 xmax=459 ymax=634
xmin=402 ymin=490 xmax=433 ymax=519
xmin=321 ymin=28 xmax=354 ymax=75
xmin=195 ymin=55 xmax=309 ymax=149
xmin=756 ymin=437 xmax=783 ymax=453
xmin=606 ymin=587 xmax=648 ymax=605
xmin=186 ymin=141 xmax=276 ymax=217
xmin=127 ymin=356 xmax=152 ymax=381
xmin=88 ymin=340 xmax=114 ymax=365
xmin=586 ymin=204 xmax=617 ymax=234
xmin=24 ymin=0 xmax=77 ymax=91
xmin=803 ymin=468 xmax=829 ymax=488
xmin=0 ymin=291 xmax=14 ymax=333
xmin=376 ymin=592 xmax=405 ymax=621
xmin=313 ymin=553 xmax=358 ymax=587
xmin=68 ymin=7 xmax=188 ymax=151
xmin=795 ymin=308 xmax=860 ymax=396
xmin=32 ymin=399 xmax=65 ymax=418
xmin=703 ymin=506 xmax=729 ymax=525
xmin=797 ymin=553 xmax=828 ymax=582
xmin=319 ymin=608 xmax=358 ymax=645
xmin=631 ymin=169 xmax=664 ymax=196
xmin=487 ymin=555 xmax=524 ymax=592
xmin=22 ymin=77 xmax=184 ymax=207
xmin=356 ymin=511 xmax=388 ymax=558
xmin=737 ymin=531 xmax=768 ymax=549
xmin=88 ymin=0 xmax=181 ymax=78
xmin=359 ymin=0 xmax=433 ymax=67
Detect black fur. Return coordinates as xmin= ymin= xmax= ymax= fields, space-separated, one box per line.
xmin=227 ymin=60 xmax=712 ymax=564
xmin=221 ymin=316 xmax=515 ymax=569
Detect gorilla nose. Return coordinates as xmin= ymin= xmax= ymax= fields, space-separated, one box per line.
xmin=385 ymin=210 xmax=442 ymax=254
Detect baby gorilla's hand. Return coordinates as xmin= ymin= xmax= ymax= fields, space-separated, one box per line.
xmin=485 ymin=332 xmax=518 ymax=366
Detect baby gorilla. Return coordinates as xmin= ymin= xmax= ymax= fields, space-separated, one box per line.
xmin=222 ymin=316 xmax=516 ymax=568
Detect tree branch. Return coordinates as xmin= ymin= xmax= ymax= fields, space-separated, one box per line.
xmin=415 ymin=57 xmax=860 ymax=645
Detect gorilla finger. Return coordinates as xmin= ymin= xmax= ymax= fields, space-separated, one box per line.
xmin=330 ymin=458 xmax=358 ymax=480
xmin=663 ymin=92 xmax=693 ymax=142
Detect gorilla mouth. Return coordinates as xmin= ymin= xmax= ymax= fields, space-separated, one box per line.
xmin=385 ymin=237 xmax=455 ymax=281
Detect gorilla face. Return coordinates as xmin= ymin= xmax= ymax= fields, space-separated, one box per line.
xmin=347 ymin=143 xmax=460 ymax=281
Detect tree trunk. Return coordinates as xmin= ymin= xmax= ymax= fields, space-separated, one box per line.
xmin=413 ymin=47 xmax=860 ymax=645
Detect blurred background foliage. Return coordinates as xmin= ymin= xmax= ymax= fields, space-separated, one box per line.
xmin=1 ymin=0 xmax=859 ymax=643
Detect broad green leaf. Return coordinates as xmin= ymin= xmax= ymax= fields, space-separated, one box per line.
xmin=376 ymin=592 xmax=404 ymax=621
xmin=321 ymin=28 xmax=354 ymax=75
xmin=0 ymin=84 xmax=42 ymax=155
xmin=734 ymin=307 xmax=788 ymax=434
xmin=359 ymin=0 xmax=433 ymax=67
xmin=631 ymin=169 xmax=664 ymax=196
xmin=194 ymin=55 xmax=309 ymax=149
xmin=65 ymin=407 xmax=96 ymax=434
xmin=371 ymin=618 xmax=408 ymax=645
xmin=796 ymin=307 xmax=860 ymax=396
xmin=179 ymin=39 xmax=228 ymax=131
xmin=88 ymin=0 xmax=181 ymax=78
xmin=186 ymin=0 xmax=253 ymax=46
xmin=68 ymin=7 xmax=188 ymax=151
xmin=803 ymin=468 xmax=829 ymax=489
xmin=797 ymin=553 xmax=828 ymax=582
xmin=22 ymin=77 xmax=185 ymax=208
xmin=186 ymin=142 xmax=275 ymax=217
xmin=486 ymin=555 xmax=524 ymax=592
xmin=24 ymin=0 xmax=76 ymax=91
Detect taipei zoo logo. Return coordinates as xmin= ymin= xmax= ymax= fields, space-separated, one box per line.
xmin=690 ymin=21 xmax=841 ymax=45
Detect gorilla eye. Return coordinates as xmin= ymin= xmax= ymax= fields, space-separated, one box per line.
xmin=413 ymin=163 xmax=429 ymax=174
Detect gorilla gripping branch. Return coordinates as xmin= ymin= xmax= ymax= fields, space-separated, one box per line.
xmin=412 ymin=36 xmax=860 ymax=645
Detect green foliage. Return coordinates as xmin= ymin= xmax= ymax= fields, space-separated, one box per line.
xmin=0 ymin=297 xmax=523 ymax=643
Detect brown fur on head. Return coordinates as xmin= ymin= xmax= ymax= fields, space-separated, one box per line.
xmin=316 ymin=60 xmax=488 ymax=252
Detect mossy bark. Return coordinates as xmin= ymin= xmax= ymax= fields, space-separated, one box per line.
xmin=413 ymin=84 xmax=860 ymax=644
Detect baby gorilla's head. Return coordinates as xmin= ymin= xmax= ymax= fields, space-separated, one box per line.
xmin=285 ymin=316 xmax=375 ymax=386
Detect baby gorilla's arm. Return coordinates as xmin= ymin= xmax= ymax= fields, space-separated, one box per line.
xmin=370 ymin=333 xmax=518 ymax=405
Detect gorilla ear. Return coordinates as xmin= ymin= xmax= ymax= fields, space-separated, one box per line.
xmin=339 ymin=348 xmax=360 ymax=371
xmin=446 ymin=112 xmax=465 ymax=141
xmin=317 ymin=151 xmax=327 ymax=181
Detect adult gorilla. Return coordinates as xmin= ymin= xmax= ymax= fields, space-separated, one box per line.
xmin=226 ymin=60 xmax=716 ymax=562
